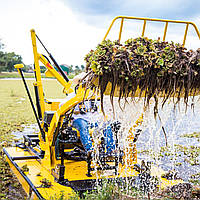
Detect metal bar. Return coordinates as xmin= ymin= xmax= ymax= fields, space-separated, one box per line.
xmin=36 ymin=34 xmax=69 ymax=82
xmin=103 ymin=18 xmax=118 ymax=41
xmin=142 ymin=20 xmax=146 ymax=37
xmin=39 ymin=54 xmax=73 ymax=94
xmin=51 ymin=121 xmax=61 ymax=146
xmin=118 ymin=18 xmax=124 ymax=41
xmin=103 ymin=16 xmax=200 ymax=44
xmin=3 ymin=148 xmax=45 ymax=200
xmin=31 ymin=30 xmax=45 ymax=119
xmin=26 ymin=145 xmax=45 ymax=159
xmin=183 ymin=23 xmax=189 ymax=47
xmin=34 ymin=85 xmax=42 ymax=120
xmin=24 ymin=134 xmax=39 ymax=137
xmin=59 ymin=130 xmax=65 ymax=182
xmin=108 ymin=16 xmax=197 ymax=25
xmin=49 ymin=54 xmax=69 ymax=82
xmin=33 ymin=63 xmax=42 ymax=120
xmin=35 ymin=34 xmax=50 ymax=55
xmin=23 ymin=134 xmax=40 ymax=144
xmin=12 ymin=156 xmax=40 ymax=161
xmin=163 ymin=22 xmax=168 ymax=41
xmin=191 ymin=22 xmax=200 ymax=40
xmin=18 ymin=68 xmax=46 ymax=141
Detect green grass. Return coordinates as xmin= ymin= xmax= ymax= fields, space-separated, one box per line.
xmin=0 ymin=71 xmax=43 ymax=78
xmin=0 ymin=79 xmax=66 ymax=199
xmin=0 ymin=72 xmax=75 ymax=79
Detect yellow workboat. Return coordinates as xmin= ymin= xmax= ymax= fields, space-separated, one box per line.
xmin=4 ymin=16 xmax=200 ymax=199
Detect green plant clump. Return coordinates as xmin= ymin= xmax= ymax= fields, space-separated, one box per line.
xmin=84 ymin=37 xmax=200 ymax=114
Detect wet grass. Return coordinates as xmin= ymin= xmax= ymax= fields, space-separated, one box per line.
xmin=0 ymin=79 xmax=65 ymax=199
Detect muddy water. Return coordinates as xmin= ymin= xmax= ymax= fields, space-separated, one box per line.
xmin=12 ymin=124 xmax=38 ymax=140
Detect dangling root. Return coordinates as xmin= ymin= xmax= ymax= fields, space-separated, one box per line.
xmin=83 ymin=38 xmax=200 ymax=116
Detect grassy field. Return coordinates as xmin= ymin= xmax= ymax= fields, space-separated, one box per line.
xmin=0 ymin=79 xmax=66 ymax=199
xmin=0 ymin=71 xmax=44 ymax=78
xmin=0 ymin=71 xmax=75 ymax=79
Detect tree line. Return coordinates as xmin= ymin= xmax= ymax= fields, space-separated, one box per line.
xmin=40 ymin=64 xmax=85 ymax=74
xmin=0 ymin=39 xmax=23 ymax=72
xmin=0 ymin=39 xmax=85 ymax=74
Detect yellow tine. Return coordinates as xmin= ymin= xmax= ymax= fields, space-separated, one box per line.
xmin=103 ymin=16 xmax=200 ymax=46
xmin=190 ymin=22 xmax=200 ymax=40
xmin=163 ymin=22 xmax=168 ymax=41
xmin=183 ymin=23 xmax=189 ymax=47
xmin=119 ymin=18 xmax=124 ymax=42
xmin=142 ymin=20 xmax=146 ymax=37
xmin=103 ymin=17 xmax=118 ymax=41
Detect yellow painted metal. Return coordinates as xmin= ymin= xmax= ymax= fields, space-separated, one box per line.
xmin=125 ymin=113 xmax=144 ymax=167
xmin=45 ymin=69 xmax=54 ymax=77
xmin=47 ymin=84 xmax=94 ymax=146
xmin=119 ymin=18 xmax=124 ymax=41
xmin=103 ymin=16 xmax=200 ymax=46
xmin=39 ymin=54 xmax=74 ymax=94
xmin=28 ymin=29 xmax=74 ymax=160
xmin=30 ymin=29 xmax=74 ymax=121
xmin=163 ymin=22 xmax=168 ymax=41
xmin=183 ymin=23 xmax=189 ymax=47
xmin=44 ymin=99 xmax=61 ymax=111
xmin=14 ymin=64 xmax=24 ymax=74
xmin=5 ymin=146 xmax=183 ymax=199
xmin=14 ymin=64 xmax=24 ymax=69
xmin=31 ymin=29 xmax=45 ymax=119
xmin=6 ymin=147 xmax=75 ymax=199
xmin=142 ymin=20 xmax=146 ymax=37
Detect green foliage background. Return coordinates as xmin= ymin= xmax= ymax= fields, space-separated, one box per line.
xmin=0 ymin=40 xmax=22 ymax=72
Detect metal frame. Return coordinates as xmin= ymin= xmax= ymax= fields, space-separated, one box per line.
xmin=103 ymin=16 xmax=200 ymax=46
xmin=3 ymin=148 xmax=45 ymax=200
xmin=29 ymin=30 xmax=98 ymax=171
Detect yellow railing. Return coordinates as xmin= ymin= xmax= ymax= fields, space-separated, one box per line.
xmin=103 ymin=16 xmax=200 ymax=47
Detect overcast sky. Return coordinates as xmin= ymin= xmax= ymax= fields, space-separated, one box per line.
xmin=1 ymin=0 xmax=200 ymax=66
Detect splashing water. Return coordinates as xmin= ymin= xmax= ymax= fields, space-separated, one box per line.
xmin=12 ymin=95 xmax=200 ymax=198
xmin=89 ymin=95 xmax=200 ymax=196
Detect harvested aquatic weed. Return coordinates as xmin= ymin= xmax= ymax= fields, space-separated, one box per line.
xmin=40 ymin=178 xmax=52 ymax=188
xmin=21 ymin=164 xmax=29 ymax=173
xmin=83 ymin=37 xmax=200 ymax=115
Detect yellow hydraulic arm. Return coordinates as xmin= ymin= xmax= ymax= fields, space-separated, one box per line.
xmin=15 ymin=30 xmax=75 ymax=144
xmin=30 ymin=29 xmax=73 ymax=119
xmin=38 ymin=54 xmax=73 ymax=94
xmin=31 ymin=29 xmax=45 ymax=119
